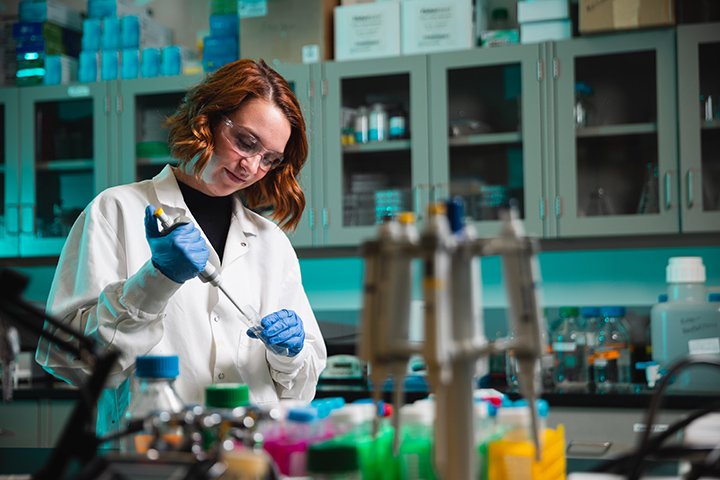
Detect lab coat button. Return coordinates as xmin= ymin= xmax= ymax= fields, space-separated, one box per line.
xmin=218 ymin=372 xmax=225 ymax=380
xmin=213 ymin=316 xmax=219 ymax=322
xmin=241 ymin=242 xmax=247 ymax=247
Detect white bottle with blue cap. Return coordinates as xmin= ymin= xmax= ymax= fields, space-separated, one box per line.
xmin=651 ymin=257 xmax=720 ymax=392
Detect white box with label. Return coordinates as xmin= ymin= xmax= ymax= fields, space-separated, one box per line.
xmin=334 ymin=1 xmax=401 ymax=61
xmin=401 ymin=0 xmax=474 ymax=55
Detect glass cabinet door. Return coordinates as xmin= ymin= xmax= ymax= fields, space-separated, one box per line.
xmin=0 ymin=89 xmax=20 ymax=257
xmin=322 ymin=55 xmax=430 ymax=246
xmin=678 ymin=23 xmax=720 ymax=233
xmin=428 ymin=44 xmax=545 ymax=238
xmin=116 ymin=74 xmax=202 ymax=185
xmin=19 ymin=82 xmax=110 ymax=256
xmin=275 ymin=63 xmax=317 ymax=248
xmin=554 ymin=29 xmax=678 ymax=237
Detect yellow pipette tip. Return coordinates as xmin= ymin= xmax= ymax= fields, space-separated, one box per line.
xmin=154 ymin=207 xmax=165 ymax=218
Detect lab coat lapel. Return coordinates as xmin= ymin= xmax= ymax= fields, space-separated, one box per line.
xmin=221 ymin=197 xmax=257 ymax=269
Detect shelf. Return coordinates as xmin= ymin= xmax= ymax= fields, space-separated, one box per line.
xmin=701 ymin=119 xmax=720 ymax=130
xmin=448 ymin=132 xmax=522 ymax=147
xmin=342 ymin=139 xmax=411 ymax=154
xmin=137 ymin=157 xmax=177 ymax=167
xmin=36 ymin=159 xmax=94 ymax=171
xmin=576 ymin=123 xmax=657 ymax=138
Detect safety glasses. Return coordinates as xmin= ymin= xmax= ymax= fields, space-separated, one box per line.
xmin=220 ymin=115 xmax=285 ymax=171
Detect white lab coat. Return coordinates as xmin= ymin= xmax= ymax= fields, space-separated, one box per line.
xmin=36 ymin=165 xmax=326 ymax=436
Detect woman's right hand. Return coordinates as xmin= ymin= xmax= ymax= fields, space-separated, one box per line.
xmin=144 ymin=204 xmax=209 ymax=284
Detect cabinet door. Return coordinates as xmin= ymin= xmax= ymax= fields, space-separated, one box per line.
xmin=678 ymin=23 xmax=720 ymax=232
xmin=116 ymin=74 xmax=202 ymax=185
xmin=321 ymin=56 xmax=430 ymax=246
xmin=0 ymin=401 xmax=42 ymax=447
xmin=19 ymin=82 xmax=111 ymax=256
xmin=0 ymin=89 xmax=20 ymax=257
xmin=428 ymin=44 xmax=545 ymax=238
xmin=274 ymin=63 xmax=316 ymax=247
xmin=553 ymin=30 xmax=679 ymax=237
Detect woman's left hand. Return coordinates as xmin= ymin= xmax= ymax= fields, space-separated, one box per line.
xmin=247 ymin=309 xmax=305 ymax=357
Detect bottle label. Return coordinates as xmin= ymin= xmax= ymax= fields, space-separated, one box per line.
xmin=688 ymin=337 xmax=720 ymax=355
xmin=552 ymin=342 xmax=577 ymax=352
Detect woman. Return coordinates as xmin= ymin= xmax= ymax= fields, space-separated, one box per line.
xmin=35 ymin=59 xmax=326 ymax=437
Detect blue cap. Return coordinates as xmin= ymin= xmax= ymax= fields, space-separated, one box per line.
xmin=658 ymin=293 xmax=668 ymax=303
xmin=136 ymin=355 xmax=179 ymax=379
xmin=708 ymin=293 xmax=720 ymax=302
xmin=446 ymin=196 xmax=465 ymax=234
xmin=580 ymin=306 xmax=600 ymax=317
xmin=287 ymin=407 xmax=317 ymax=423
xmin=600 ymin=306 xmax=626 ymax=317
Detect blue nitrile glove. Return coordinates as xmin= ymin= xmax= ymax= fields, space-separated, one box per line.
xmin=247 ymin=309 xmax=305 ymax=357
xmin=144 ymin=204 xmax=209 ymax=284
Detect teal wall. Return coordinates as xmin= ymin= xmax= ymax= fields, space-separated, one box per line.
xmin=12 ymin=245 xmax=720 ymax=315
xmin=300 ymin=246 xmax=720 ymax=313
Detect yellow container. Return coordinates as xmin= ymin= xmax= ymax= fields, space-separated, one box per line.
xmin=488 ymin=426 xmax=566 ymax=480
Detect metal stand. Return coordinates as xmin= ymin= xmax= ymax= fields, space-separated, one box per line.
xmin=359 ymin=204 xmax=546 ymax=479
xmin=0 ymin=268 xmax=119 ymax=480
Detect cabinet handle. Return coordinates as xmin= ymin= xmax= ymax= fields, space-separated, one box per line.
xmin=554 ymin=196 xmax=562 ymax=218
xmin=20 ymin=203 xmax=36 ymax=235
xmin=566 ymin=441 xmax=611 ymax=457
xmin=6 ymin=204 xmax=20 ymax=235
xmin=322 ymin=207 xmax=329 ymax=229
xmin=539 ymin=197 xmax=546 ymax=220
xmin=664 ymin=171 xmax=674 ymax=211
xmin=308 ymin=207 xmax=315 ymax=230
xmin=686 ymin=169 xmax=695 ymax=209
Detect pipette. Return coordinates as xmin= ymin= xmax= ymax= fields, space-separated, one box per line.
xmin=153 ymin=207 xmax=289 ymax=356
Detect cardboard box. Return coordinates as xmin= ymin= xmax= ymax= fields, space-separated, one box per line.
xmin=240 ymin=0 xmax=338 ymax=64
xmin=335 ymin=1 xmax=401 ymax=61
xmin=401 ymin=0 xmax=474 ymax=55
xmin=518 ymin=0 xmax=570 ymax=24
xmin=580 ymin=0 xmax=675 ymax=34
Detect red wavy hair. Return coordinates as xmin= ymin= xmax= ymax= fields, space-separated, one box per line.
xmin=166 ymin=59 xmax=308 ymax=231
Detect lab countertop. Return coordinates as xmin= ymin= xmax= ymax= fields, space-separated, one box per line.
xmin=10 ymin=384 xmax=716 ymax=410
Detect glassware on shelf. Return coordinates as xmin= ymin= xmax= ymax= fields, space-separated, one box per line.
xmin=550 ymin=307 xmax=589 ymax=392
xmin=388 ymin=106 xmax=407 ymax=140
xmin=368 ymin=103 xmax=388 ymax=142
xmin=583 ymin=187 xmax=615 ymax=217
xmin=574 ymin=82 xmax=594 ymax=128
xmin=637 ymin=162 xmax=659 ymax=214
xmin=701 ymin=94 xmax=716 ymax=123
xmin=593 ymin=306 xmax=632 ymax=394
xmin=353 ymin=106 xmax=369 ymax=144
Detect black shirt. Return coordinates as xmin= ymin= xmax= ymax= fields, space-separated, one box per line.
xmin=177 ymin=181 xmax=233 ymax=263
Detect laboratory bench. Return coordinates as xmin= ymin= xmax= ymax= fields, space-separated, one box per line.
xmin=1 ymin=384 xmax=714 ymax=476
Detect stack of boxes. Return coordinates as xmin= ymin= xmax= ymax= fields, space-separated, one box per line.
xmin=79 ymin=0 xmax=174 ymax=82
xmin=517 ymin=0 xmax=572 ymax=44
xmin=202 ymin=0 xmax=239 ymax=72
xmin=13 ymin=0 xmax=83 ymax=86
xmin=334 ymin=0 xmax=474 ymax=61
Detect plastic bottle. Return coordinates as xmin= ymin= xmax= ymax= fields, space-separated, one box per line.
xmin=397 ymin=405 xmax=437 ymax=480
xmin=368 ymin=103 xmax=388 ymax=142
xmin=580 ymin=307 xmax=601 ymax=390
xmin=220 ymin=448 xmax=271 ymax=479
xmin=263 ymin=406 xmax=323 ymax=477
xmin=550 ymin=307 xmax=589 ymax=392
xmin=594 ymin=307 xmax=632 ymax=393
xmin=122 ymin=355 xmax=185 ymax=453
xmin=354 ymin=106 xmax=369 ymax=144
xmin=651 ymin=257 xmax=720 ymax=392
xmin=307 ymin=441 xmax=361 ymax=479
xmin=388 ymin=106 xmax=407 ymax=140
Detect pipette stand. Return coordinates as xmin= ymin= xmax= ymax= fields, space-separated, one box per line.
xmin=359 ymin=205 xmax=546 ymax=480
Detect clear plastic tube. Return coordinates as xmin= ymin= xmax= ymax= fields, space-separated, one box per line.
xmin=242 ymin=304 xmax=290 ymax=357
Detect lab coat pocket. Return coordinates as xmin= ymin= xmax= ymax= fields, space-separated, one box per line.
xmin=235 ymin=331 xmax=279 ymax=406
